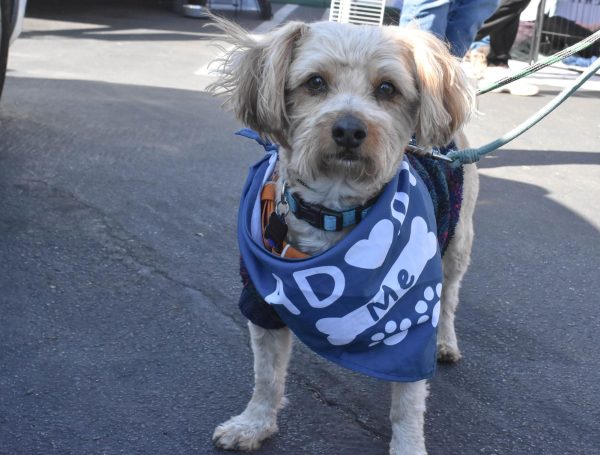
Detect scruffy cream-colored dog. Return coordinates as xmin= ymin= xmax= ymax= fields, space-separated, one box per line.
xmin=209 ymin=17 xmax=478 ymax=455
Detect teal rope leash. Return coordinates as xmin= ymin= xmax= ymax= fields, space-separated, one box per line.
xmin=477 ymin=29 xmax=600 ymax=96
xmin=444 ymin=55 xmax=600 ymax=166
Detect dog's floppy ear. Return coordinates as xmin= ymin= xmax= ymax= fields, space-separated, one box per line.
xmin=208 ymin=18 xmax=307 ymax=142
xmin=404 ymin=30 xmax=474 ymax=148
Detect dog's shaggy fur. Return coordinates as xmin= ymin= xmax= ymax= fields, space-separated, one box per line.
xmin=209 ymin=18 xmax=478 ymax=454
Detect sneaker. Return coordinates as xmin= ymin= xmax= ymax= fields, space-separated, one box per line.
xmin=468 ymin=49 xmax=488 ymax=80
xmin=506 ymin=81 xmax=539 ymax=96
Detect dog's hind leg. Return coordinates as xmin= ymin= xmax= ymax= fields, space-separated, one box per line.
xmin=389 ymin=380 xmax=429 ymax=455
xmin=213 ymin=322 xmax=292 ymax=451
xmin=437 ymin=162 xmax=479 ymax=363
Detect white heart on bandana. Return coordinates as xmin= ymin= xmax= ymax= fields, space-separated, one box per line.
xmin=344 ymin=219 xmax=394 ymax=269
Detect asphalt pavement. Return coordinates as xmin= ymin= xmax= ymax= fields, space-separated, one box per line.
xmin=1 ymin=1 xmax=599 ymax=454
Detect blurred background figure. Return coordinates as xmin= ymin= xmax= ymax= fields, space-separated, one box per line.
xmin=473 ymin=0 xmax=532 ymax=68
xmin=469 ymin=0 xmax=539 ymax=95
xmin=399 ymin=0 xmax=500 ymax=57
xmin=540 ymin=1 xmax=600 ymax=61
xmin=469 ymin=0 xmax=600 ymax=94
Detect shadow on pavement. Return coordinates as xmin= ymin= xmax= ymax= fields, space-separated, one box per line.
xmin=23 ymin=0 xmax=282 ymax=40
xmin=0 ymin=75 xmax=387 ymax=455
xmin=477 ymin=148 xmax=600 ymax=168
xmin=1 ymin=75 xmax=598 ymax=454
xmin=534 ymin=87 xmax=600 ymax=99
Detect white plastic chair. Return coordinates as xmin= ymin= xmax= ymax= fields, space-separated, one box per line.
xmin=329 ymin=0 xmax=386 ymax=26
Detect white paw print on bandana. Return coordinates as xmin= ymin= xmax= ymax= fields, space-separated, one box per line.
xmin=368 ymin=282 xmax=442 ymax=347
xmin=415 ymin=282 xmax=442 ymax=327
xmin=368 ymin=318 xmax=413 ymax=347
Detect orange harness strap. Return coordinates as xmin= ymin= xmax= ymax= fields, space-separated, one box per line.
xmin=260 ymin=182 xmax=309 ymax=259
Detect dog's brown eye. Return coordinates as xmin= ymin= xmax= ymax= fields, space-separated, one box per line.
xmin=305 ymin=75 xmax=327 ymax=93
xmin=376 ymin=81 xmax=396 ymax=99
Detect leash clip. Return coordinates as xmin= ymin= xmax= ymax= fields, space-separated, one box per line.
xmin=276 ymin=182 xmax=289 ymax=217
xmin=406 ymin=143 xmax=454 ymax=163
xmin=429 ymin=149 xmax=455 ymax=163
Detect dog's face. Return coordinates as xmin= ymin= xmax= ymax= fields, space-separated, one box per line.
xmin=211 ymin=20 xmax=473 ymax=192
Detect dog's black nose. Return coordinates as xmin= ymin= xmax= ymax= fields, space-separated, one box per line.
xmin=331 ymin=115 xmax=367 ymax=148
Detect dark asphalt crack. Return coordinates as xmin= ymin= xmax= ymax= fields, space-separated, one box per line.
xmin=4 ymin=179 xmax=243 ymax=329
xmin=292 ymin=372 xmax=388 ymax=441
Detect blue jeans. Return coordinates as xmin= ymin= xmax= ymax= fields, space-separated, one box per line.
xmin=399 ymin=0 xmax=500 ymax=57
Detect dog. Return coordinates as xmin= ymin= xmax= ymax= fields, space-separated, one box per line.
xmin=208 ymin=17 xmax=478 ymax=455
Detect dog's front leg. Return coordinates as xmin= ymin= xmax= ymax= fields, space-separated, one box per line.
xmin=437 ymin=162 xmax=479 ymax=362
xmin=389 ymin=380 xmax=428 ymax=455
xmin=213 ymin=322 xmax=292 ymax=451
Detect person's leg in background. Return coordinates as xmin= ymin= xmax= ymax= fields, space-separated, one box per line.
xmin=399 ymin=0 xmax=452 ymax=44
xmin=473 ymin=0 xmax=539 ymax=95
xmin=475 ymin=0 xmax=532 ymax=67
xmin=400 ymin=0 xmax=499 ymax=57
xmin=445 ymin=0 xmax=500 ymax=57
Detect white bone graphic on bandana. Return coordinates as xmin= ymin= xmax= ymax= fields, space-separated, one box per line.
xmin=265 ymin=273 xmax=301 ymax=315
xmin=315 ymin=217 xmax=437 ymax=346
xmin=401 ymin=160 xmax=417 ymax=186
xmin=390 ymin=161 xmax=416 ymax=228
xmin=344 ymin=219 xmax=394 ymax=270
xmin=391 ymin=191 xmax=410 ymax=227
xmin=293 ymin=266 xmax=345 ymax=309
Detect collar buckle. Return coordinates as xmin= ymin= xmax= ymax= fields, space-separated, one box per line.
xmin=277 ymin=182 xmax=290 ymax=217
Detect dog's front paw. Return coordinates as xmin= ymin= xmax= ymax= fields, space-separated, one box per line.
xmin=437 ymin=341 xmax=462 ymax=363
xmin=389 ymin=438 xmax=427 ymax=455
xmin=212 ymin=412 xmax=277 ymax=451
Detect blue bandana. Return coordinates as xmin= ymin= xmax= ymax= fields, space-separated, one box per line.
xmin=237 ymin=132 xmax=443 ymax=382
